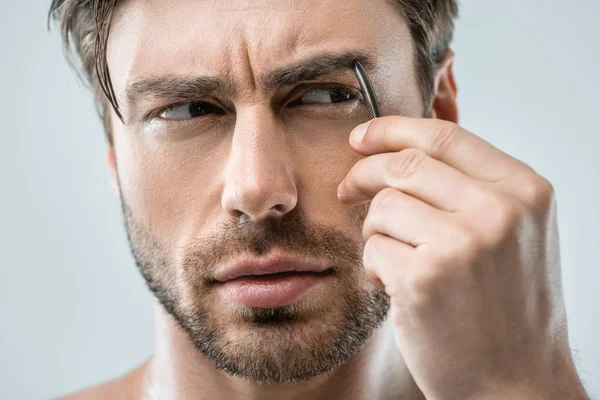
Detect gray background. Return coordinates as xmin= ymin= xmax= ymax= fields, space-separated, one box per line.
xmin=1 ymin=1 xmax=598 ymax=399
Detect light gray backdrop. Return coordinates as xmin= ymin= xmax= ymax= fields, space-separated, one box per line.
xmin=1 ymin=1 xmax=598 ymax=399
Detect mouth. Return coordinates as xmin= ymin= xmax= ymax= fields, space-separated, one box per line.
xmin=213 ymin=255 xmax=335 ymax=308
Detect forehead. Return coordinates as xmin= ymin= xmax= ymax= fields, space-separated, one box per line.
xmin=107 ymin=0 xmax=415 ymax=102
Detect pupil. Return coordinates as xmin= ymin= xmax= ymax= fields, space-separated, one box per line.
xmin=189 ymin=102 xmax=208 ymax=117
xmin=188 ymin=102 xmax=224 ymax=117
xmin=330 ymin=89 xmax=351 ymax=102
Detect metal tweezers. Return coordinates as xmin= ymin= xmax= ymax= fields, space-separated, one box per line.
xmin=353 ymin=61 xmax=381 ymax=120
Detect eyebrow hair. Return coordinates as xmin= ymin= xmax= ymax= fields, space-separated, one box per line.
xmin=260 ymin=50 xmax=377 ymax=89
xmin=124 ymin=50 xmax=377 ymax=114
xmin=126 ymin=75 xmax=235 ymax=104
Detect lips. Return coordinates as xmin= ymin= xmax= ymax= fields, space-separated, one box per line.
xmin=213 ymin=254 xmax=334 ymax=308
xmin=213 ymin=254 xmax=332 ymax=283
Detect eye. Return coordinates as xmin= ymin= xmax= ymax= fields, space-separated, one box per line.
xmin=159 ymin=101 xmax=226 ymax=120
xmin=289 ymin=87 xmax=356 ymax=106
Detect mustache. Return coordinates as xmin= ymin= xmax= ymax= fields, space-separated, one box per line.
xmin=180 ymin=207 xmax=365 ymax=282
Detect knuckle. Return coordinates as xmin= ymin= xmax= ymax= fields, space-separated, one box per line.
xmin=388 ymin=149 xmax=427 ymax=180
xmin=482 ymin=192 xmax=525 ymax=246
xmin=430 ymin=121 xmax=459 ymax=158
xmin=363 ymin=189 xmax=397 ymax=239
xmin=517 ymin=173 xmax=555 ymax=208
xmin=362 ymin=193 xmax=383 ymax=239
xmin=370 ymin=187 xmax=398 ymax=215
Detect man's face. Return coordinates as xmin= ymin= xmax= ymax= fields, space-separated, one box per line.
xmin=107 ymin=0 xmax=423 ymax=384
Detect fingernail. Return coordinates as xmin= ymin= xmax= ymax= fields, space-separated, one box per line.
xmin=350 ymin=121 xmax=371 ymax=146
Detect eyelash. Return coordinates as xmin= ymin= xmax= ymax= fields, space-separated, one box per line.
xmin=154 ymin=100 xmax=225 ymax=120
xmin=287 ymin=86 xmax=361 ymax=107
xmin=149 ymin=85 xmax=362 ymax=121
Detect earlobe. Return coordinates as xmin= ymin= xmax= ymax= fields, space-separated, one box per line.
xmin=107 ymin=146 xmax=120 ymax=199
xmin=430 ymin=49 xmax=459 ymax=123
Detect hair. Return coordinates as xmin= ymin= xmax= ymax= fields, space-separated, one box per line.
xmin=48 ymin=0 xmax=458 ymax=145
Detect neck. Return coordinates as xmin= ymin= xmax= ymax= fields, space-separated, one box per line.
xmin=144 ymin=303 xmax=423 ymax=400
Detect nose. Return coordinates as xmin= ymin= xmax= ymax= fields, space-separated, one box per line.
xmin=221 ymin=107 xmax=298 ymax=222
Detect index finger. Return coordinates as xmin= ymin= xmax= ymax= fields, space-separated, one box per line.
xmin=349 ymin=116 xmax=526 ymax=182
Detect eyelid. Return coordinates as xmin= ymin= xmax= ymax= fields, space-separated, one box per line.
xmin=145 ymin=101 xmax=186 ymax=121
xmin=145 ymin=98 xmax=224 ymax=121
xmin=285 ymin=84 xmax=363 ymax=106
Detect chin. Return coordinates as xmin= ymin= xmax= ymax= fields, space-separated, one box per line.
xmin=167 ymin=282 xmax=390 ymax=384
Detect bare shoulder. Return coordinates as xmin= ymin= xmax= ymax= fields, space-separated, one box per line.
xmin=56 ymin=360 xmax=151 ymax=400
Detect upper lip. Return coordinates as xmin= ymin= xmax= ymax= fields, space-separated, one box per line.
xmin=213 ymin=253 xmax=331 ymax=283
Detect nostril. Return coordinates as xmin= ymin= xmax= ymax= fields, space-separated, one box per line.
xmin=231 ymin=209 xmax=245 ymax=219
xmin=222 ymin=181 xmax=298 ymax=221
xmin=272 ymin=204 xmax=286 ymax=213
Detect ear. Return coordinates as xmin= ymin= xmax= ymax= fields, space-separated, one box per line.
xmin=427 ymin=49 xmax=459 ymax=123
xmin=107 ymin=146 xmax=120 ymax=199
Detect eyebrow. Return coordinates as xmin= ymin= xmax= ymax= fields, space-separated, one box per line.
xmin=260 ymin=50 xmax=376 ymax=89
xmin=125 ymin=50 xmax=376 ymax=112
xmin=126 ymin=75 xmax=235 ymax=105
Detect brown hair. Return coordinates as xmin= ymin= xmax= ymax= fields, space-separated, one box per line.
xmin=49 ymin=0 xmax=458 ymax=144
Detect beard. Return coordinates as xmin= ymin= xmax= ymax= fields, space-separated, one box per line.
xmin=119 ymin=192 xmax=390 ymax=385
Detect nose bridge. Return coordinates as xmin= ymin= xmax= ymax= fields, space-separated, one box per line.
xmin=221 ymin=106 xmax=297 ymax=221
xmin=234 ymin=106 xmax=283 ymax=165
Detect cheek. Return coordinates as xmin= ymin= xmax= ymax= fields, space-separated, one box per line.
xmin=113 ymin=131 xmax=223 ymax=247
xmin=294 ymin=131 xmax=366 ymax=240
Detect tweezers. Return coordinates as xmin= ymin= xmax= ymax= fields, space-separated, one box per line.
xmin=353 ymin=61 xmax=381 ymax=120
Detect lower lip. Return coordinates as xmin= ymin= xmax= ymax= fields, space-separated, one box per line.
xmin=217 ymin=272 xmax=330 ymax=308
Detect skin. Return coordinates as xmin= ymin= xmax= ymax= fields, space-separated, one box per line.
xmin=58 ymin=0 xmax=588 ymax=399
